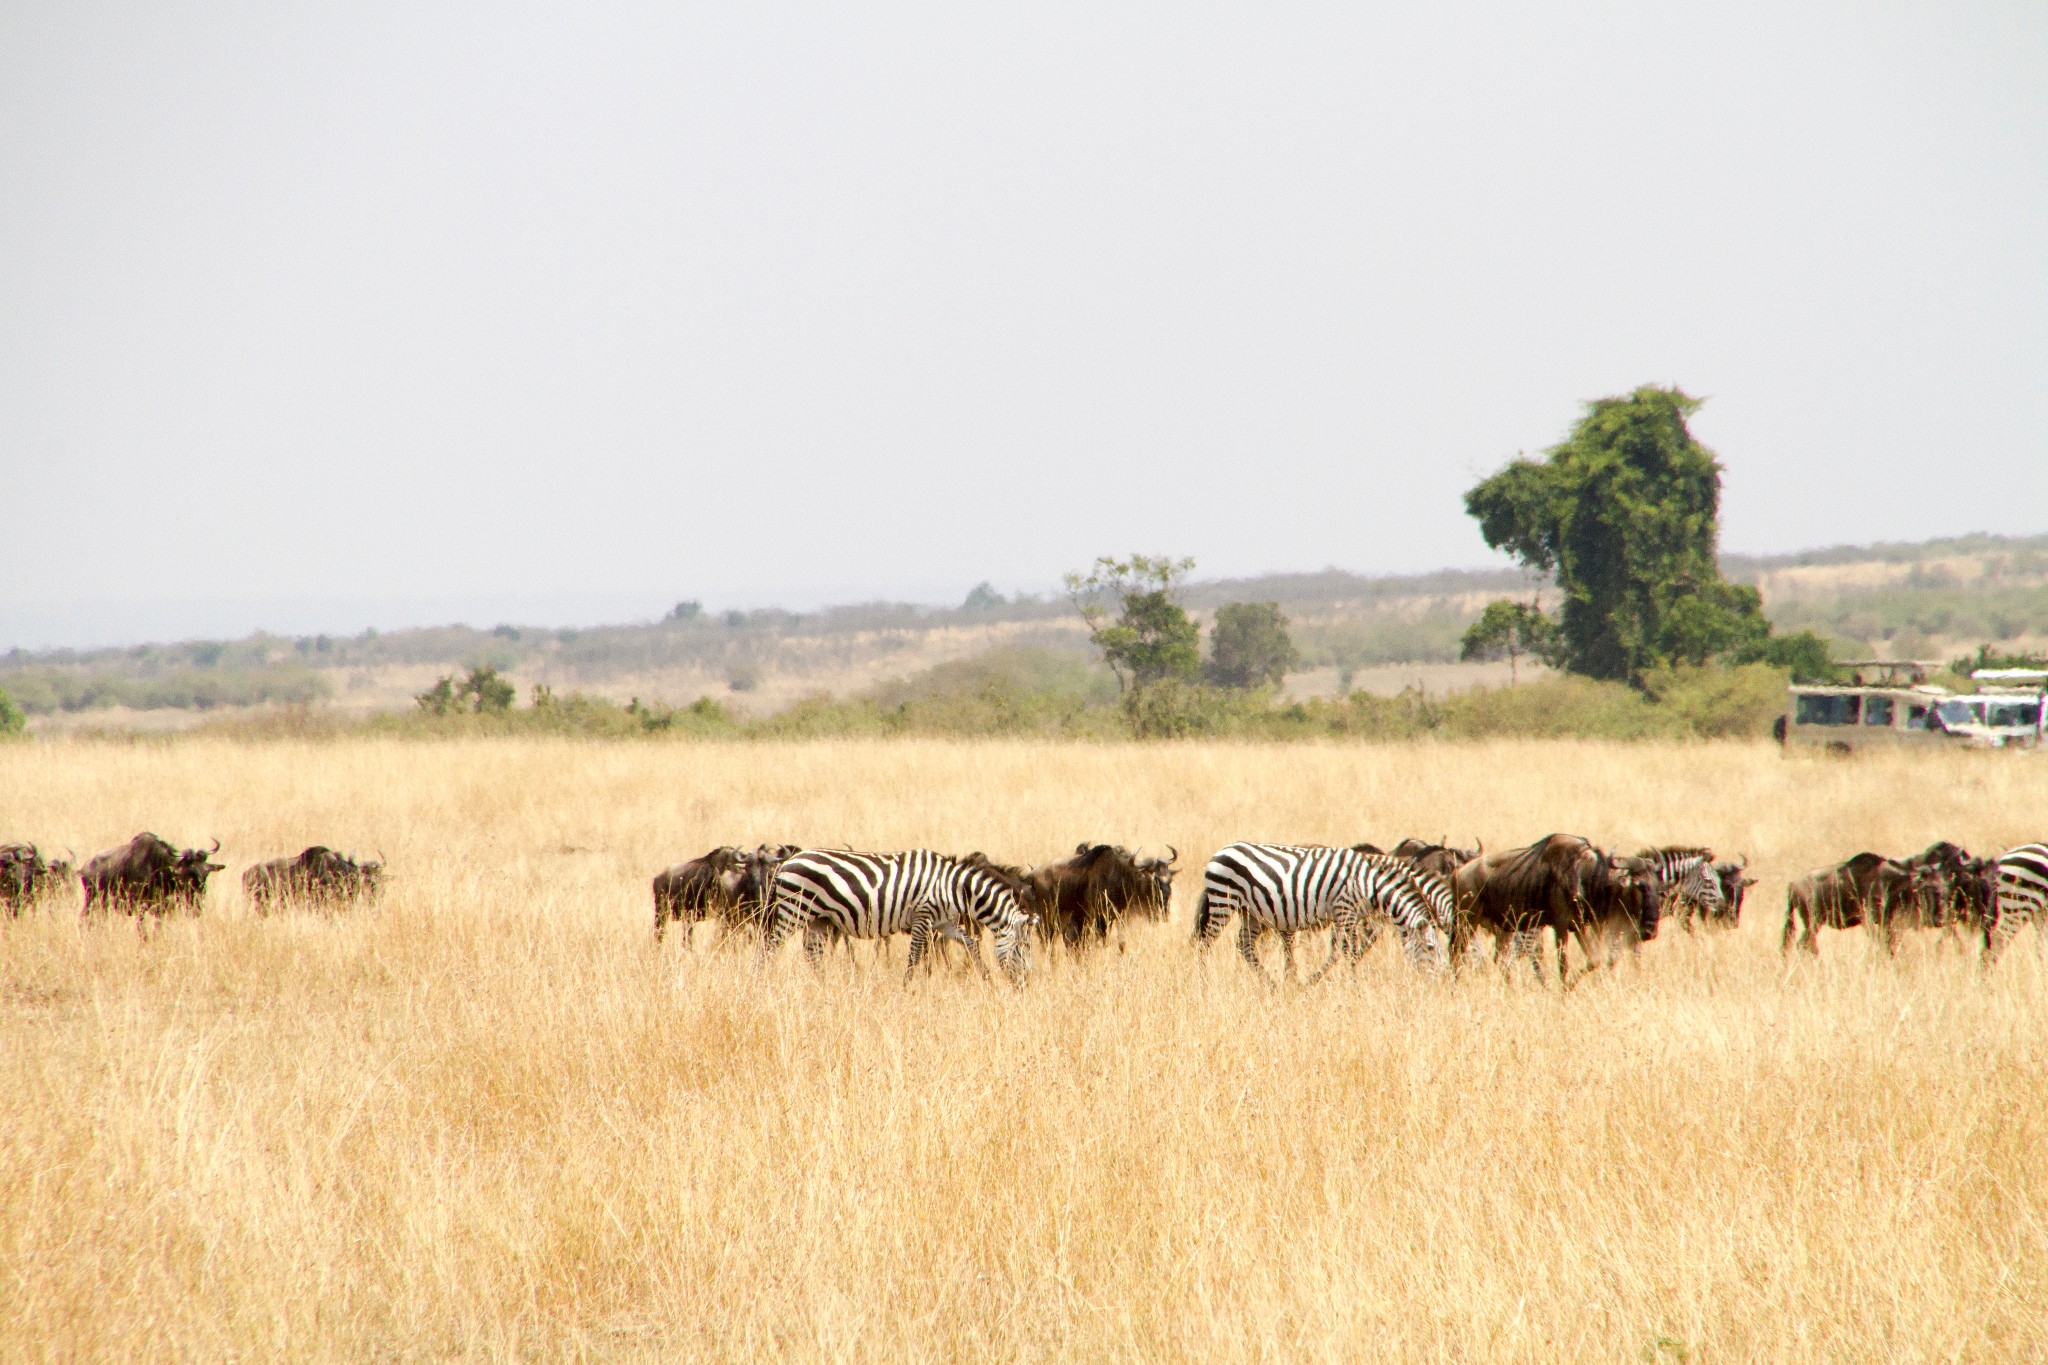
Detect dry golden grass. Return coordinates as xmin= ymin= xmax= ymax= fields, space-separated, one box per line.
xmin=2 ymin=737 xmax=2045 ymax=1362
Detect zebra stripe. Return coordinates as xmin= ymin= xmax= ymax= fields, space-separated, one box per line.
xmin=1984 ymin=843 xmax=2048 ymax=965
xmin=762 ymin=849 xmax=1035 ymax=984
xmin=1193 ymin=843 xmax=1450 ymax=981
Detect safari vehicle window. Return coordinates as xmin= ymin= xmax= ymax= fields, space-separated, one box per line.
xmin=1986 ymin=700 xmax=2042 ymax=729
xmin=1796 ymin=694 xmax=1860 ymax=726
xmin=1936 ymin=699 xmax=1986 ymax=727
xmin=1905 ymin=704 xmax=1930 ymax=729
xmin=1863 ymin=697 xmax=1894 ymax=726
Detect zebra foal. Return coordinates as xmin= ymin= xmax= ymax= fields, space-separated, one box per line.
xmin=1632 ymin=847 xmax=1730 ymax=931
xmin=1192 ymin=843 xmax=1451 ymax=982
xmin=761 ymin=849 xmax=1037 ymax=985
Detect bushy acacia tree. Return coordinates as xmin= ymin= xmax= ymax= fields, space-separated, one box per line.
xmin=416 ymin=665 xmax=517 ymax=715
xmin=1206 ymin=602 xmax=1298 ymax=689
xmin=1464 ymin=386 xmax=1773 ymax=685
xmin=1065 ymin=555 xmax=1200 ymax=692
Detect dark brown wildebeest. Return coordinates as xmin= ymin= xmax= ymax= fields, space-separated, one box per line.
xmin=1449 ymin=834 xmax=1648 ymax=987
xmin=1888 ymin=841 xmax=1996 ymax=950
xmin=653 ymin=843 xmax=799 ymax=945
xmin=653 ymin=846 xmax=753 ymax=943
xmin=1781 ymin=853 xmax=1925 ymax=955
xmin=79 ymin=833 xmax=225 ymax=926
xmin=1022 ymin=843 xmax=1177 ymax=951
xmin=0 ymin=843 xmax=75 ymax=915
xmin=242 ymin=846 xmax=384 ymax=913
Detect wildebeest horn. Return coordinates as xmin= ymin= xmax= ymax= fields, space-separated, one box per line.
xmin=1473 ymin=837 xmax=1483 ymax=854
xmin=1737 ymin=852 xmax=1749 ymax=871
xmin=208 ymin=838 xmax=220 ymax=854
xmin=1165 ymin=845 xmax=1177 ymax=865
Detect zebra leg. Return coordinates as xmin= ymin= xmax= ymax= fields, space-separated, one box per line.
xmin=759 ymin=892 xmax=800 ymax=965
xmin=904 ymin=912 xmax=933 ymax=983
xmin=940 ymin=915 xmax=992 ymax=980
xmin=1349 ymin=917 xmax=1381 ymax=964
xmin=1280 ymin=930 xmax=1298 ymax=983
xmin=802 ymin=919 xmax=830 ymax=970
xmin=1236 ymin=918 xmax=1266 ymax=978
xmin=1306 ymin=913 xmax=1348 ymax=985
xmin=1982 ymin=912 xmax=2028 ymax=967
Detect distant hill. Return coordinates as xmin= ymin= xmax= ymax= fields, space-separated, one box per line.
xmin=4 ymin=532 xmax=2043 ymax=724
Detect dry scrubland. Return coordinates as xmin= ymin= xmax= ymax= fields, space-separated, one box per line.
xmin=2 ymin=738 xmax=2046 ymax=1361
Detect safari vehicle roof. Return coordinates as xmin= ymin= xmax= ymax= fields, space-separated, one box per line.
xmin=1787 ymin=683 xmax=1946 ymax=696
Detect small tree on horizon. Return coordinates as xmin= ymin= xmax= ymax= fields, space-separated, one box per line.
xmin=1206 ymin=602 xmax=1299 ymax=690
xmin=1459 ymin=598 xmax=1557 ymax=684
xmin=416 ymin=665 xmax=516 ymax=715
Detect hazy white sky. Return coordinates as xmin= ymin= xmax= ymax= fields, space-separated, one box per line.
xmin=3 ymin=2 xmax=2044 ymax=646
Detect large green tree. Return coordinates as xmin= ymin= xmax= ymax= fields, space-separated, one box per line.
xmin=1463 ymin=385 xmax=1770 ymax=685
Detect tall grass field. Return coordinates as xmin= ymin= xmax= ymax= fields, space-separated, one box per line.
xmin=2 ymin=737 xmax=2045 ymax=1360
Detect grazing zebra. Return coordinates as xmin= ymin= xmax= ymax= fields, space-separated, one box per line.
xmin=1982 ymin=843 xmax=2048 ymax=966
xmin=1192 ymin=843 xmax=1451 ymax=982
xmin=761 ymin=849 xmax=1036 ymax=984
xmin=1633 ymin=847 xmax=1729 ymax=931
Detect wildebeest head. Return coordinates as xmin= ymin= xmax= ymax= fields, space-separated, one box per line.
xmin=1709 ymin=855 xmax=1755 ymax=927
xmin=1130 ymin=846 xmax=1178 ymax=922
xmin=1903 ymin=841 xmax=1985 ymax=927
xmin=1390 ymin=838 xmax=1481 ymax=879
xmin=1602 ymin=853 xmax=1662 ymax=942
xmin=740 ymin=844 xmax=799 ymax=909
xmin=173 ymin=840 xmax=226 ymax=904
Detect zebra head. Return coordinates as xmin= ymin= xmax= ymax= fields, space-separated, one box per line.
xmin=988 ymin=890 xmax=1035 ymax=985
xmin=958 ymin=859 xmax=1035 ymax=985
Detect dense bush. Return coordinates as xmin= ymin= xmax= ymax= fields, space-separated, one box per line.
xmin=0 ymin=664 xmax=330 ymax=714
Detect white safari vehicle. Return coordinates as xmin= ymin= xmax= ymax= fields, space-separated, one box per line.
xmin=1780 ymin=663 xmax=2046 ymax=753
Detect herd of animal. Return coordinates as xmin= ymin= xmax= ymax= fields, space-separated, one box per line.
xmin=646 ymin=833 xmax=2048 ymax=986
xmin=4 ymin=830 xmax=2045 ymax=987
xmin=0 ymin=833 xmax=382 ymax=921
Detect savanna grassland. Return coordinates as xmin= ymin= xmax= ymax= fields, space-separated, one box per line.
xmin=2 ymin=737 xmax=2045 ymax=1361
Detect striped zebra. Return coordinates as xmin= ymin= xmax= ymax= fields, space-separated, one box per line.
xmin=761 ymin=849 xmax=1036 ymax=984
xmin=1192 ymin=843 xmax=1452 ymax=982
xmin=1983 ymin=843 xmax=2048 ymax=966
xmin=1633 ymin=847 xmax=1729 ymax=931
